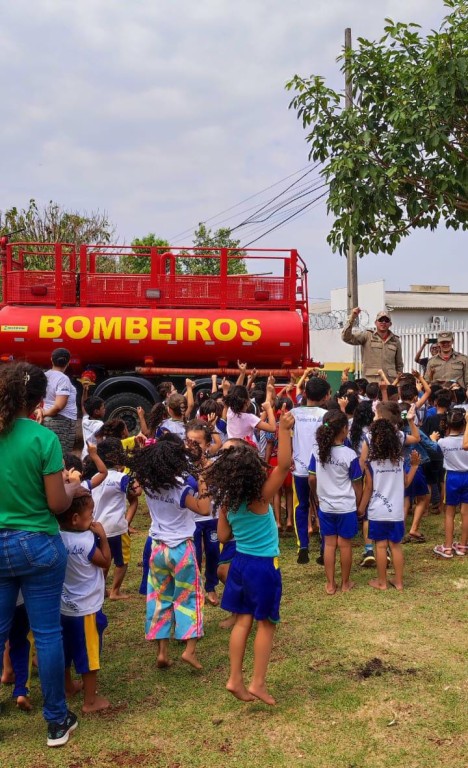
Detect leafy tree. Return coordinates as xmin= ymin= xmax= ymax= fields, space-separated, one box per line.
xmin=0 ymin=199 xmax=116 ymax=270
xmin=177 ymin=223 xmax=247 ymax=275
xmin=286 ymin=0 xmax=468 ymax=256
xmin=119 ymin=233 xmax=170 ymax=274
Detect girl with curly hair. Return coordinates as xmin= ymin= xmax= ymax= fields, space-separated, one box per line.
xmin=203 ymin=410 xmax=294 ymax=705
xmin=137 ymin=380 xmax=195 ymax=441
xmin=309 ymin=411 xmax=363 ymax=595
xmin=126 ymin=434 xmax=210 ymax=669
xmin=358 ymin=411 xmax=421 ymax=591
xmin=434 ymin=409 xmax=468 ymax=558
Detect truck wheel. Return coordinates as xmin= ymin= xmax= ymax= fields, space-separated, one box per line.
xmin=104 ymin=393 xmax=156 ymax=435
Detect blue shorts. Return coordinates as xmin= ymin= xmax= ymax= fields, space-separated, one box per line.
xmin=318 ymin=509 xmax=358 ymax=539
xmin=445 ymin=470 xmax=468 ymax=506
xmin=368 ymin=520 xmax=405 ymax=543
xmin=108 ymin=532 xmax=131 ymax=567
xmin=61 ymin=610 xmax=108 ymax=674
xmin=404 ymin=467 xmax=429 ymax=499
xmin=218 ymin=539 xmax=237 ymax=565
xmin=221 ymin=552 xmax=282 ymax=623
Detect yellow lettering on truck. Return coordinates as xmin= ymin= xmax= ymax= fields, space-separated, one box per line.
xmin=240 ymin=318 xmax=261 ymax=342
xmin=151 ymin=317 xmax=172 ymax=341
xmin=212 ymin=318 xmax=237 ymax=342
xmin=125 ymin=317 xmax=148 ymax=340
xmin=39 ymin=316 xmax=63 ymax=338
xmin=93 ymin=316 xmax=122 ymax=340
xmin=188 ymin=318 xmax=211 ymax=341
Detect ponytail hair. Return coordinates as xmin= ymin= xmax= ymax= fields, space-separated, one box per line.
xmin=225 ymin=385 xmax=249 ymax=415
xmin=147 ymin=402 xmax=168 ymax=433
xmin=349 ymin=400 xmax=374 ymax=452
xmin=446 ymin=408 xmax=466 ymax=432
xmin=0 ymin=362 xmax=47 ymax=434
xmin=166 ymin=393 xmax=187 ymax=420
xmin=316 ymin=410 xmax=348 ymax=466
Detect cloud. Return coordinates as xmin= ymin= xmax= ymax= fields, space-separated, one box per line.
xmin=0 ymin=0 xmax=463 ymax=297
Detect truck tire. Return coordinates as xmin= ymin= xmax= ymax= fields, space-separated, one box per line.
xmin=104 ymin=393 xmax=156 ymax=435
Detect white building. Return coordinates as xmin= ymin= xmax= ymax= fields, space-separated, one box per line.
xmin=310 ymin=281 xmax=468 ymax=376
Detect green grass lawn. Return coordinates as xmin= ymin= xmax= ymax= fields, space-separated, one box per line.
xmin=1 ymin=509 xmax=467 ymax=768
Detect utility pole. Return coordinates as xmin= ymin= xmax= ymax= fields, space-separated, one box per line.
xmin=345 ymin=27 xmax=358 ymax=313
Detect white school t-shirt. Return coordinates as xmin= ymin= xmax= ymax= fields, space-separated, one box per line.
xmin=226 ymin=409 xmax=260 ymax=440
xmin=146 ymin=479 xmax=197 ymax=548
xmin=291 ymin=405 xmax=327 ymax=476
xmin=44 ymin=370 xmax=78 ymax=420
xmin=438 ymin=434 xmax=468 ymax=472
xmin=81 ymin=415 xmax=104 ymax=460
xmin=92 ymin=469 xmax=130 ymax=537
xmin=308 ymin=445 xmax=362 ymax=513
xmin=367 ymin=458 xmax=405 ymax=522
xmin=60 ymin=529 xmax=104 ymax=617
xmin=156 ymin=418 xmax=186 ymax=439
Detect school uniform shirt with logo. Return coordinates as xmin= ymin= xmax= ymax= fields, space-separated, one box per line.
xmin=308 ymin=446 xmax=362 ymax=513
xmin=146 ymin=479 xmax=197 ymax=548
xmin=291 ymin=406 xmax=327 ymax=476
xmin=60 ymin=529 xmax=105 ymax=617
xmin=44 ymin=370 xmax=78 ymax=419
xmin=367 ymin=458 xmax=405 ymax=522
xmin=438 ymin=434 xmax=468 ymax=471
xmin=92 ymin=469 xmax=131 ymax=537
xmin=155 ymin=419 xmax=186 ymax=439
xmin=81 ymin=415 xmax=104 ymax=460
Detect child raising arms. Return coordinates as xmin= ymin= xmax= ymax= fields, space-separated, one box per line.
xmin=309 ymin=411 xmax=363 ymax=595
xmin=203 ymin=409 xmax=294 ymax=705
xmin=126 ymin=435 xmax=211 ymax=670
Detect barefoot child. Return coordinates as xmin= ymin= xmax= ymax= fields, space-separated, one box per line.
xmin=359 ymin=419 xmax=420 ymax=590
xmin=204 ymin=410 xmax=294 ymax=705
xmin=433 ymin=409 xmax=468 ymax=558
xmin=309 ymin=411 xmax=363 ymax=595
xmin=57 ymin=488 xmax=111 ymax=713
xmin=92 ymin=438 xmax=140 ymax=599
xmin=126 ymin=434 xmax=211 ymax=669
xmin=186 ymin=420 xmax=221 ymax=606
xmin=2 ymin=593 xmax=34 ymax=711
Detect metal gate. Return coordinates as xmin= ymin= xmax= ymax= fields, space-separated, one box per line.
xmin=355 ymin=321 xmax=468 ymax=377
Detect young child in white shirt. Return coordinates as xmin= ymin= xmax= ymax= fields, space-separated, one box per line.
xmin=92 ymin=438 xmax=140 ymax=599
xmin=57 ymin=487 xmax=111 ymax=713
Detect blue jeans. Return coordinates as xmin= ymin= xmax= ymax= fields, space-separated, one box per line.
xmin=0 ymin=529 xmax=68 ymax=723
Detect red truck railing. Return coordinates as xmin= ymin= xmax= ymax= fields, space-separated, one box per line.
xmin=1 ymin=242 xmax=308 ymax=316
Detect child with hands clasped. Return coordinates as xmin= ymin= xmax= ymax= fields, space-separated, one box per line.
xmin=309 ymin=411 xmax=363 ymax=595
xmin=359 ymin=413 xmax=421 ymax=591
xmin=57 ymin=488 xmax=111 ymax=713
xmin=203 ymin=409 xmax=295 ymax=706
xmin=433 ymin=409 xmax=468 ymax=558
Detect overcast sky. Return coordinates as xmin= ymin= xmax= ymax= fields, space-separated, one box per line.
xmin=1 ymin=0 xmax=464 ymax=304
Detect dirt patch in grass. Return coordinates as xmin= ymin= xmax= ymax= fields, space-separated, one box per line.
xmin=356 ymin=657 xmax=418 ymax=679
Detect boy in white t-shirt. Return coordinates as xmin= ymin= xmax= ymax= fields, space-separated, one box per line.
xmin=57 ymin=487 xmax=111 ymax=713
xmin=80 ymin=391 xmax=105 ymax=461
xmin=290 ymin=376 xmax=330 ymax=564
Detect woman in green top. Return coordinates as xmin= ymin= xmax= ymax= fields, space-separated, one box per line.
xmin=0 ymin=362 xmax=80 ymax=747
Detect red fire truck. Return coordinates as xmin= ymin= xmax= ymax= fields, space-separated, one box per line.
xmin=0 ymin=239 xmax=316 ymax=426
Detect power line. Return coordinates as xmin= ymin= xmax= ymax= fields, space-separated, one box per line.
xmin=240 ymin=191 xmax=328 ymax=247
xmin=168 ymin=163 xmax=322 ymax=242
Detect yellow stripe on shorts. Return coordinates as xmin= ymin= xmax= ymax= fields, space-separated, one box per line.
xmin=84 ymin=614 xmax=100 ymax=671
xmin=121 ymin=532 xmax=131 ymax=565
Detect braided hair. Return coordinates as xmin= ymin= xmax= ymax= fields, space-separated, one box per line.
xmin=316 ymin=410 xmax=349 ymax=466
